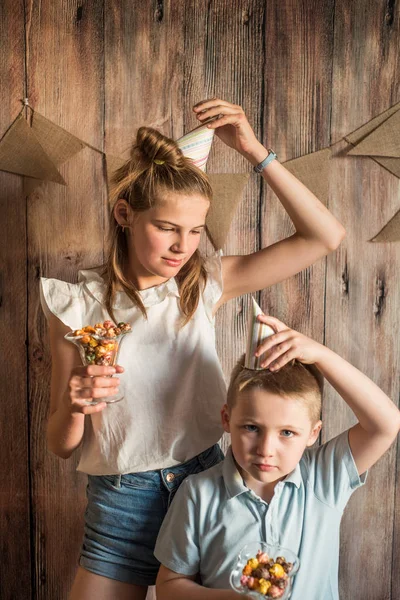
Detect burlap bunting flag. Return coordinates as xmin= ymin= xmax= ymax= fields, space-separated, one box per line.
xmin=0 ymin=114 xmax=65 ymax=183
xmin=345 ymin=101 xmax=400 ymax=179
xmin=283 ymin=148 xmax=331 ymax=205
xmin=371 ymin=209 xmax=400 ymax=242
xmin=23 ymin=111 xmax=86 ymax=194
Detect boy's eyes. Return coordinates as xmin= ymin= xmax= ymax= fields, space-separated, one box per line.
xmin=281 ymin=430 xmax=295 ymax=438
xmin=242 ymin=426 xmax=296 ymax=437
xmin=243 ymin=424 xmax=259 ymax=433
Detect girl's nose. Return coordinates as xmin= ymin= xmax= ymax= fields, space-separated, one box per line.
xmin=171 ymin=235 xmax=188 ymax=254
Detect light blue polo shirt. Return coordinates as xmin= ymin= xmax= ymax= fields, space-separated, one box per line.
xmin=154 ymin=430 xmax=367 ymax=600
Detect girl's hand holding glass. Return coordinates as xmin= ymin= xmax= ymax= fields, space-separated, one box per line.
xmin=68 ymin=365 xmax=124 ymax=415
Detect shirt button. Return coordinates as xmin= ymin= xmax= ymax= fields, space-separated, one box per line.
xmin=166 ymin=472 xmax=175 ymax=483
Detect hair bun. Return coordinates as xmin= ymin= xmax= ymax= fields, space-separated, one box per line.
xmin=134 ymin=126 xmax=185 ymax=168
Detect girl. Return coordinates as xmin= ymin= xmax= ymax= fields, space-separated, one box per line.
xmin=41 ymin=98 xmax=345 ymax=600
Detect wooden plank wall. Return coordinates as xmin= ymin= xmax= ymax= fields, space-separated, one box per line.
xmin=0 ymin=2 xmax=399 ymax=599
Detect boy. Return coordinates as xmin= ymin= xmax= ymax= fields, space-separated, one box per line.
xmin=154 ymin=313 xmax=400 ymax=600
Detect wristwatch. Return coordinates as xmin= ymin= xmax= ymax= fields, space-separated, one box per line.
xmin=253 ymin=149 xmax=277 ymax=173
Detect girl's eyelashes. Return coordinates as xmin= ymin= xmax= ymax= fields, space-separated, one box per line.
xmin=156 ymin=226 xmax=202 ymax=234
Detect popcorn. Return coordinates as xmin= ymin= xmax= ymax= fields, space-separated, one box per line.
xmin=69 ymin=320 xmax=131 ymax=366
xmin=240 ymin=550 xmax=294 ymax=597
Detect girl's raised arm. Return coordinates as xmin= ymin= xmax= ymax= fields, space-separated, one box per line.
xmin=193 ymin=99 xmax=345 ymax=307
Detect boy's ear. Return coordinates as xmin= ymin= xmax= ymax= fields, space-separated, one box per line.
xmin=306 ymin=420 xmax=322 ymax=447
xmin=113 ymin=198 xmax=133 ymax=227
xmin=221 ymin=404 xmax=231 ymax=433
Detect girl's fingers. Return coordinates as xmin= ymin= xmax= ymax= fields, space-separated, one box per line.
xmin=205 ymin=113 xmax=245 ymax=129
xmin=193 ymin=98 xmax=239 ymax=112
xmin=196 ymin=105 xmax=242 ymax=122
xmin=70 ymin=376 xmax=120 ymax=389
xmin=71 ymin=385 xmax=119 ymax=400
xmin=81 ymin=402 xmax=107 ymax=415
xmin=72 ymin=365 xmax=116 ymax=377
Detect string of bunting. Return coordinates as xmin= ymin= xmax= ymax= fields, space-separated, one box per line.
xmin=1 ymin=100 xmax=400 ymax=244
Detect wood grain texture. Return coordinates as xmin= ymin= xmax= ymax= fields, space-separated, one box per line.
xmin=0 ymin=2 xmax=32 ymax=598
xmin=25 ymin=1 xmax=105 ymax=598
xmin=0 ymin=1 xmax=399 ymax=599
xmin=327 ymin=2 xmax=400 ymax=599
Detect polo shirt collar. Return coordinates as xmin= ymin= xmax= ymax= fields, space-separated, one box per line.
xmin=222 ymin=446 xmax=302 ymax=499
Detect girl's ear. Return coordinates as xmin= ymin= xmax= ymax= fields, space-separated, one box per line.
xmin=113 ymin=198 xmax=133 ymax=227
xmin=221 ymin=404 xmax=231 ymax=433
xmin=306 ymin=420 xmax=322 ymax=447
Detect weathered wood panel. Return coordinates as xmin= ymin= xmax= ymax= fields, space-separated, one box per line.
xmin=0 ymin=1 xmax=399 ymax=599
xmin=260 ymin=0 xmax=335 ymax=337
xmin=326 ymin=2 xmax=400 ymax=599
xmin=25 ymin=1 xmax=105 ymax=598
xmin=0 ymin=1 xmax=31 ymax=598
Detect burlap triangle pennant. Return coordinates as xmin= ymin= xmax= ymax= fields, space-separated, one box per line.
xmin=283 ymin=148 xmax=331 ymax=205
xmin=177 ymin=123 xmax=215 ymax=171
xmin=0 ymin=114 xmax=65 ymax=183
xmin=24 ymin=111 xmax=86 ymax=194
xmin=345 ymin=101 xmax=400 ymax=146
xmin=371 ymin=209 xmax=400 ymax=242
xmin=345 ymin=102 xmax=400 ymax=179
xmin=245 ymin=298 xmax=275 ymax=370
xmin=347 ymin=108 xmax=400 ymax=157
xmin=206 ymin=173 xmax=250 ymax=249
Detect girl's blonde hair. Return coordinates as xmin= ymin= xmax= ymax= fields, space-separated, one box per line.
xmin=104 ymin=126 xmax=213 ymax=326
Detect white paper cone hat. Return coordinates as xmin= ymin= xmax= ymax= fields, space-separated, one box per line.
xmin=245 ymin=298 xmax=276 ymax=370
xmin=177 ymin=123 xmax=215 ymax=171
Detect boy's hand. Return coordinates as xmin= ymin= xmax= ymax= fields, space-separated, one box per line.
xmin=255 ymin=315 xmax=325 ymax=371
xmin=193 ymin=98 xmax=264 ymax=160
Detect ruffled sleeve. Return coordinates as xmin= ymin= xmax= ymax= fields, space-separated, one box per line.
xmin=40 ymin=277 xmax=86 ymax=331
xmin=202 ymin=250 xmax=224 ymax=320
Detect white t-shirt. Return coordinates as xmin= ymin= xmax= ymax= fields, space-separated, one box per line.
xmin=40 ymin=252 xmax=226 ymax=475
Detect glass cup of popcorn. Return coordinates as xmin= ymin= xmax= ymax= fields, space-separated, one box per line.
xmin=230 ymin=542 xmax=300 ymax=599
xmin=65 ymin=320 xmax=131 ymax=405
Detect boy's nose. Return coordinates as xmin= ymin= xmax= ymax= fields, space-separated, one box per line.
xmin=256 ymin=434 xmax=275 ymax=457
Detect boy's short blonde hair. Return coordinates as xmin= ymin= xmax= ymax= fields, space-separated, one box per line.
xmin=227 ymin=356 xmax=323 ymax=425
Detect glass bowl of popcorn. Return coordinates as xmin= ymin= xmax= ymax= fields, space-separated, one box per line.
xmin=65 ymin=320 xmax=131 ymax=405
xmin=230 ymin=542 xmax=300 ymax=599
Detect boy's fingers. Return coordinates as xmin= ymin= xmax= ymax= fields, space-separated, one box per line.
xmin=260 ymin=342 xmax=292 ymax=368
xmin=255 ymin=331 xmax=291 ymax=356
xmin=268 ymin=350 xmax=296 ymax=372
xmin=257 ymin=314 xmax=288 ymax=331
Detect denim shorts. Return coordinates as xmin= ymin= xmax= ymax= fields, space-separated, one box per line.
xmin=79 ymin=443 xmax=224 ymax=586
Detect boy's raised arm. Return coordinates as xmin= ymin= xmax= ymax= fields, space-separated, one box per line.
xmin=313 ymin=346 xmax=400 ymax=475
xmin=255 ymin=315 xmax=400 ymax=475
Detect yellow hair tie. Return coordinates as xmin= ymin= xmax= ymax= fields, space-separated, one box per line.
xmin=154 ymin=158 xmax=165 ymax=165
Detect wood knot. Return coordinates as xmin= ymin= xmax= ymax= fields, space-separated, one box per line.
xmin=373 ymin=277 xmax=386 ymax=318
xmin=242 ymin=9 xmax=250 ymax=25
xmin=341 ymin=263 xmax=349 ymax=295
xmin=154 ymin=0 xmax=164 ymax=22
